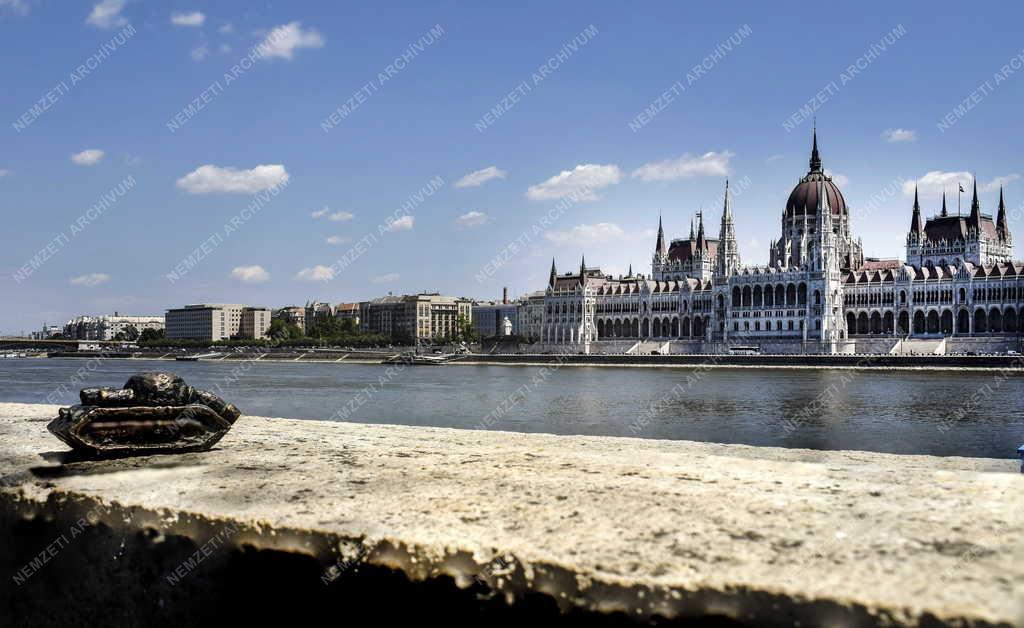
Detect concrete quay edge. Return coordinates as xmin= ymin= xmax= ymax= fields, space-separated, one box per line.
xmin=0 ymin=402 xmax=1021 ymax=626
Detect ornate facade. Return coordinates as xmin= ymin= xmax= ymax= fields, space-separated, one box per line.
xmin=540 ymin=130 xmax=1022 ymax=353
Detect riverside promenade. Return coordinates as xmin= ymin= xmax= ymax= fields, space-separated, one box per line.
xmin=1 ymin=402 xmax=1021 ymax=625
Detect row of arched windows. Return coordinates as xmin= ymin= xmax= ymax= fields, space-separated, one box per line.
xmin=730 ymin=283 xmax=819 ymax=308
xmin=845 ymin=307 xmax=1021 ymax=336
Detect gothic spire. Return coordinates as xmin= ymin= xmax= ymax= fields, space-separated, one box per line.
xmin=722 ymin=179 xmax=733 ymax=220
xmin=689 ymin=217 xmax=695 ymax=240
xmin=717 ymin=179 xmax=739 ymax=274
xmin=910 ymin=184 xmax=924 ymax=237
xmin=969 ymin=177 xmax=981 ymax=228
xmin=809 ymin=122 xmax=822 ymax=172
xmin=655 ymin=214 xmax=667 ymax=257
xmin=549 ymin=258 xmax=557 ymax=287
xmin=579 ymin=255 xmax=587 ymax=285
xmin=997 ymin=186 xmax=1009 ymax=240
xmin=696 ymin=211 xmax=707 ymax=251
xmin=940 ymin=190 xmax=948 ymax=217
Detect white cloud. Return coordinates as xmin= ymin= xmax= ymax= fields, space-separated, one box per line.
xmin=190 ymin=44 xmax=209 ymax=61
xmin=371 ymin=273 xmax=400 ymax=284
xmin=176 ymin=164 xmax=289 ymax=194
xmin=765 ymin=154 xmax=784 ymax=164
xmin=545 ymin=222 xmax=625 ymax=245
xmin=902 ymin=171 xmax=973 ymax=198
xmin=455 ymin=210 xmax=489 ymax=228
xmin=230 ymin=265 xmax=270 ymax=283
xmin=86 ymin=0 xmax=127 ymax=28
xmin=295 ymin=265 xmax=335 ymax=282
xmin=69 ymin=273 xmax=111 ymax=287
xmin=328 ymin=211 xmax=354 ymax=222
xmin=824 ymin=169 xmax=849 ymax=187
xmin=384 ymin=215 xmax=414 ymax=231
xmin=219 ymin=43 xmax=232 ymax=54
xmin=0 ymin=169 xmax=10 ymax=177
xmin=71 ymin=149 xmax=105 ymax=166
xmin=256 ymin=22 xmax=325 ymax=60
xmin=455 ymin=166 xmax=506 ymax=188
xmin=310 ymin=207 xmax=328 ymax=218
xmin=326 ymin=235 xmax=351 ymax=245
xmin=170 ymin=11 xmax=205 ymax=27
xmin=526 ymin=164 xmax=622 ymax=202
xmin=882 ymin=128 xmax=917 ymax=143
xmin=631 ymin=151 xmax=733 ymax=182
xmin=982 ymin=174 xmax=1019 ymax=192
xmin=218 ymin=22 xmax=234 ymax=34
xmin=0 ymin=1 xmax=30 ymax=15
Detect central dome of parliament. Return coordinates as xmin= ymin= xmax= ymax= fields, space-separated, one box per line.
xmin=784 ymin=130 xmax=848 ymax=218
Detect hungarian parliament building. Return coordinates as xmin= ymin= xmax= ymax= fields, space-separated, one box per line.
xmin=538 ymin=131 xmax=1020 ymax=354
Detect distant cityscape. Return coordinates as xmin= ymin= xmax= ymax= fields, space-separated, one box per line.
xmin=17 ymin=131 xmax=1023 ymax=356
xmin=25 ymin=287 xmax=542 ymax=345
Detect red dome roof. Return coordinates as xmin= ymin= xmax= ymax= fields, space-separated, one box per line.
xmin=785 ymin=171 xmax=847 ymax=217
xmin=786 ymin=127 xmax=848 ymax=218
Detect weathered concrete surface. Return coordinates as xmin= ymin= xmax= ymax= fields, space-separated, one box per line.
xmin=1 ymin=402 xmax=1021 ymax=626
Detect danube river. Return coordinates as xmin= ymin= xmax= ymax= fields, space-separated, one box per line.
xmin=1 ymin=358 xmax=1021 ymax=459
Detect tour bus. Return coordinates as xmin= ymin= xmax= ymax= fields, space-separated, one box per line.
xmin=728 ymin=346 xmax=761 ymax=355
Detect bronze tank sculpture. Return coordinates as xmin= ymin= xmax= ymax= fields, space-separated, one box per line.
xmin=48 ymin=372 xmax=241 ymax=456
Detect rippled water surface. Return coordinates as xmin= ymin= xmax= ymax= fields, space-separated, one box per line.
xmin=1 ymin=358 xmax=1022 ymax=458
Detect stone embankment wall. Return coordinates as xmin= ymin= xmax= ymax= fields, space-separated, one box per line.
xmin=1 ymin=402 xmax=1021 ymax=626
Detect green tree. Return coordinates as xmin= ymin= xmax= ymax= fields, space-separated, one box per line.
xmin=268 ymin=318 xmax=302 ymax=340
xmin=456 ymin=315 xmax=478 ymax=342
xmin=123 ymin=325 xmax=140 ymax=341
xmin=139 ymin=328 xmax=166 ymax=343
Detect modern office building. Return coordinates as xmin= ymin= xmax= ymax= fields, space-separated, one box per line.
xmin=165 ymin=304 xmax=247 ymax=341
xmin=239 ymin=307 xmax=272 ymax=340
xmin=472 ymin=290 xmax=520 ymax=339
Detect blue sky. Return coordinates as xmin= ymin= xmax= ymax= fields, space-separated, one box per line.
xmin=2 ymin=0 xmax=1023 ymax=334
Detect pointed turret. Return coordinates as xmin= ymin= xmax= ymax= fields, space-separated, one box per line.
xmin=717 ymin=179 xmax=740 ymax=275
xmin=809 ymin=123 xmax=822 ymax=173
xmin=940 ymin=190 xmax=948 ymax=217
xmin=654 ymin=214 xmax=667 ymax=258
xmin=689 ymin=217 xmax=695 ymax=240
xmin=548 ymin=258 xmax=557 ymax=287
xmin=627 ymin=263 xmax=633 ymax=277
xmin=695 ymin=212 xmax=707 ymax=252
xmin=578 ymin=255 xmax=587 ymax=286
xmin=968 ymin=178 xmax=981 ymax=231
xmin=910 ymin=184 xmax=924 ymax=238
xmin=997 ymin=187 xmax=1010 ymax=241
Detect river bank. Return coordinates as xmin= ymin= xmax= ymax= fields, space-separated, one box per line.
xmin=1 ymin=402 xmax=1020 ymax=626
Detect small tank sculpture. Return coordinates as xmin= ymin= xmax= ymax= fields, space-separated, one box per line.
xmin=47 ymin=372 xmax=241 ymax=456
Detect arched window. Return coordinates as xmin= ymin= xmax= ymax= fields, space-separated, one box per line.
xmin=940 ymin=311 xmax=953 ymax=335
xmin=732 ymin=286 xmax=741 ymax=307
xmin=974 ymin=309 xmax=987 ymax=334
xmin=957 ymin=309 xmax=970 ymax=334
xmin=913 ymin=311 xmax=925 ymax=335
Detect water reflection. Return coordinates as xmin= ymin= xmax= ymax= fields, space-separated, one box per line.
xmin=0 ymin=359 xmax=1020 ymax=459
